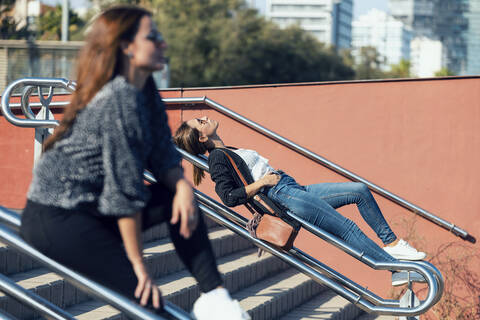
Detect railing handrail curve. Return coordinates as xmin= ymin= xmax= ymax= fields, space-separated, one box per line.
xmin=0 ymin=77 xmax=75 ymax=128
xmin=146 ymin=150 xmax=444 ymax=316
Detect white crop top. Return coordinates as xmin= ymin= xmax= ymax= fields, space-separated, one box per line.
xmin=232 ymin=148 xmax=276 ymax=182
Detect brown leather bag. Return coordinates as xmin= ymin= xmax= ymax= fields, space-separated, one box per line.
xmin=219 ymin=149 xmax=299 ymax=250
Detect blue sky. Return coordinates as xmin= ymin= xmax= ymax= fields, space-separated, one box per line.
xmin=355 ymin=0 xmax=388 ymax=17
xmin=45 ymin=0 xmax=389 ymax=18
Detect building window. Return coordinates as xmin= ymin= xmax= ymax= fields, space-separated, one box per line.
xmin=271 ymin=4 xmax=326 ymax=12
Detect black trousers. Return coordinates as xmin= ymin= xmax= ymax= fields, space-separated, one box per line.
xmin=20 ymin=183 xmax=223 ymax=304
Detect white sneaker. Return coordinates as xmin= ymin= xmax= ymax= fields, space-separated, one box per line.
xmin=384 ymin=239 xmax=426 ymax=260
xmin=192 ymin=287 xmax=251 ymax=320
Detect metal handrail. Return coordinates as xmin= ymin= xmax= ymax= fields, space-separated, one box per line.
xmin=2 ymin=78 xmax=470 ymax=242
xmin=164 ymin=96 xmax=474 ymax=243
xmin=196 ymin=189 xmax=444 ymax=310
xmin=0 ymin=78 xmax=445 ymax=316
xmin=199 ymin=202 xmax=439 ymax=316
xmin=0 ymin=207 xmax=191 ymax=320
xmin=145 ymin=151 xmax=444 ymax=317
xmin=1 ymin=78 xmax=75 ymax=128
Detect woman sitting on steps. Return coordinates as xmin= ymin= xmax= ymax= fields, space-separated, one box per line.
xmin=174 ymin=116 xmax=427 ymax=287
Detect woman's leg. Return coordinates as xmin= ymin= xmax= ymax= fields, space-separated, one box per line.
xmin=304 ymin=182 xmax=397 ymax=245
xmin=143 ymin=184 xmax=223 ymax=293
xmin=268 ymin=182 xmax=396 ymax=262
xmin=21 ymin=200 xmax=139 ymax=299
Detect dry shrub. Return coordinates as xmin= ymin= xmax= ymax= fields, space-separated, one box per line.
xmin=389 ymin=215 xmax=480 ymax=320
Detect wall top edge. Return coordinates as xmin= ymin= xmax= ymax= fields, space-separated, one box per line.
xmin=160 ymin=75 xmax=480 ymax=92
xmin=0 ymin=40 xmax=84 ymax=49
xmin=2 ymin=75 xmax=479 ymax=99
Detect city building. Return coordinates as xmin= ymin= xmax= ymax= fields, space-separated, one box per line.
xmin=388 ymin=0 xmax=435 ymax=37
xmin=352 ymin=9 xmax=413 ymax=70
xmin=389 ymin=0 xmax=469 ymax=75
xmin=466 ymin=0 xmax=480 ymax=75
xmin=410 ymin=36 xmax=443 ymax=77
xmin=257 ymin=0 xmax=352 ymax=49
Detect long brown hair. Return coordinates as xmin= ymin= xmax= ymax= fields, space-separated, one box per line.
xmin=173 ymin=122 xmax=209 ymax=186
xmin=44 ymin=5 xmax=152 ymax=151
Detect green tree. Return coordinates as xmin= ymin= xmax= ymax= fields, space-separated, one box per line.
xmin=38 ymin=5 xmax=85 ymax=41
xmin=387 ymin=59 xmax=411 ymax=78
xmin=354 ymin=46 xmax=386 ymax=80
xmin=434 ymin=67 xmax=455 ymax=76
xmin=152 ymin=0 xmax=353 ymax=86
xmin=339 ymin=49 xmax=355 ymax=69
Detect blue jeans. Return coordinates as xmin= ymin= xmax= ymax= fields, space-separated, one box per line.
xmin=267 ymin=172 xmax=397 ymax=262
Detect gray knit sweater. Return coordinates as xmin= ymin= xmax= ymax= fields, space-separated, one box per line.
xmin=27 ymin=76 xmax=181 ymax=216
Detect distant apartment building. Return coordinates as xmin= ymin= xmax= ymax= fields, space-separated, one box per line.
xmin=388 ymin=0 xmax=435 ymax=37
xmin=252 ymin=0 xmax=352 ymax=49
xmin=410 ymin=36 xmax=443 ymax=77
xmin=389 ymin=0 xmax=468 ymax=75
xmin=466 ymin=0 xmax=480 ymax=75
xmin=352 ymin=9 xmax=412 ymax=71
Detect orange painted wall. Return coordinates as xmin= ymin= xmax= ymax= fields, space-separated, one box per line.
xmin=1 ymin=77 xmax=479 ymax=309
xmin=165 ymin=77 xmax=480 ymax=304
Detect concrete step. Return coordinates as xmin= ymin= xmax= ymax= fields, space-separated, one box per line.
xmin=143 ymin=227 xmax=254 ymax=278
xmin=0 ymin=227 xmax=252 ymax=319
xmin=141 ymin=215 xmax=219 ymax=243
xmin=0 ymin=242 xmax=43 ymax=276
xmin=67 ymin=249 xmax=290 ymax=319
xmin=279 ymin=290 xmax=363 ymax=320
xmin=158 ymin=249 xmax=289 ymax=311
xmin=235 ymin=268 xmax=326 ymax=320
xmin=0 ymin=215 xmax=219 ymax=276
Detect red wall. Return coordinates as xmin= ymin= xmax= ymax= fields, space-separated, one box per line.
xmin=1 ymin=77 xmax=479 ymax=310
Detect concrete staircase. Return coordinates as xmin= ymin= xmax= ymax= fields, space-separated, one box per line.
xmin=0 ymin=214 xmax=381 ymax=320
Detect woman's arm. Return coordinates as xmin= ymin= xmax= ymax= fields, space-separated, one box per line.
xmin=245 ymin=173 xmax=280 ymax=197
xmin=117 ymin=213 xmax=161 ymax=308
xmin=209 ymin=151 xmax=280 ymax=206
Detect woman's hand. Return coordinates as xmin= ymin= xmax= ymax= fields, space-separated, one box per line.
xmin=170 ymin=178 xmax=198 ymax=238
xmin=245 ymin=172 xmax=281 ymax=198
xmin=117 ymin=214 xmax=163 ymax=308
xmin=261 ymin=172 xmax=281 ymax=187
xmin=132 ymin=260 xmax=163 ymax=309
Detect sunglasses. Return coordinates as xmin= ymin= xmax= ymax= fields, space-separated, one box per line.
xmin=146 ymin=30 xmax=165 ymax=44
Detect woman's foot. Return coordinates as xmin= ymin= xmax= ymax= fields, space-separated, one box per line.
xmin=383 ymin=239 xmax=426 ymax=260
xmin=392 ymin=271 xmax=426 ymax=286
xmin=192 ymin=287 xmax=251 ymax=320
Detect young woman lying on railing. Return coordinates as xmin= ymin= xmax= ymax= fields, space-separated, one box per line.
xmin=174 ymin=116 xmax=427 ymax=287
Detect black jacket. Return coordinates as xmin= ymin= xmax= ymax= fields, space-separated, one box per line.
xmin=208 ymin=148 xmax=255 ymax=207
xmin=208 ymin=148 xmax=300 ymax=230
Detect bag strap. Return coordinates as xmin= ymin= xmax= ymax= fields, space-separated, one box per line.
xmin=219 ymin=149 xmax=249 ymax=186
xmin=218 ymin=148 xmax=263 ymax=229
xmin=218 ymin=148 xmax=283 ymax=217
xmin=218 ymin=148 xmax=255 ymax=211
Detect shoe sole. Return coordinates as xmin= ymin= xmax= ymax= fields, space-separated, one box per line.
xmin=383 ymin=250 xmax=426 ymax=261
